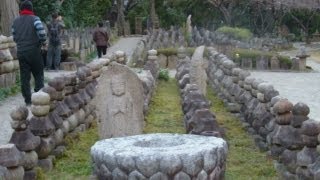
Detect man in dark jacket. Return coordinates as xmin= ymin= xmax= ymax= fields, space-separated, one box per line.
xmin=12 ymin=0 xmax=47 ymax=105
xmin=93 ymin=22 xmax=109 ymax=58
xmin=46 ymin=12 xmax=65 ymax=70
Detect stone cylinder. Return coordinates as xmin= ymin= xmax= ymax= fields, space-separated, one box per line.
xmin=91 ymin=134 xmax=228 ymax=179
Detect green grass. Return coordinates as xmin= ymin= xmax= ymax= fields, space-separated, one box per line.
xmin=144 ymin=79 xmax=185 ymax=134
xmin=43 ymin=123 xmax=99 ymax=180
xmin=0 ymin=73 xmax=21 ymax=102
xmin=216 ymin=26 xmax=253 ymax=41
xmin=206 ymin=88 xmax=277 ymax=180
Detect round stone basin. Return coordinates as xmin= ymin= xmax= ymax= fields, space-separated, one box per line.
xmin=91 ymin=133 xmax=228 ymax=179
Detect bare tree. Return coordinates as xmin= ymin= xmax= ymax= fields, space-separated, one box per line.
xmin=0 ymin=0 xmax=19 ymax=36
xmin=206 ymin=0 xmax=238 ymax=26
xmin=116 ymin=0 xmax=126 ymax=36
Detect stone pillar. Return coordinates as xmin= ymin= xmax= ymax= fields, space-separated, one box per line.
xmin=28 ymin=91 xmax=56 ymax=172
xmin=0 ymin=35 xmax=15 ymax=88
xmin=0 ymin=144 xmax=24 ymax=179
xmin=144 ymin=49 xmax=159 ymax=80
xmin=9 ymin=106 xmax=40 ymax=179
xmin=296 ymin=55 xmax=309 ymax=71
xmin=270 ymin=56 xmax=280 ymax=70
xmin=135 ymin=17 xmax=143 ymax=34
xmin=270 ymin=99 xmax=302 ymax=179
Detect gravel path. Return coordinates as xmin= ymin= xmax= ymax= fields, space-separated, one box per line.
xmin=0 ymin=36 xmax=142 ymax=145
xmin=250 ymin=43 xmax=320 ymax=120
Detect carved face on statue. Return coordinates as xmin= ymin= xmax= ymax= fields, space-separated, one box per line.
xmin=111 ymin=75 xmax=126 ymax=96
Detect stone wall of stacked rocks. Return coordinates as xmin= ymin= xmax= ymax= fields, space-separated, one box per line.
xmin=189 ymin=26 xmax=291 ymax=51
xmin=176 ymin=47 xmax=223 ymax=138
xmin=0 ymin=57 xmax=110 ymax=179
xmin=146 ymin=28 xmax=186 ymax=50
xmin=0 ymin=35 xmax=19 ymax=88
xmin=206 ymin=47 xmax=320 ymax=179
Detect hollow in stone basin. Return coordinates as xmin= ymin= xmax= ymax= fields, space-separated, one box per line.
xmin=91 ymin=133 xmax=228 ymax=179
xmin=133 ymin=138 xmax=185 ymax=148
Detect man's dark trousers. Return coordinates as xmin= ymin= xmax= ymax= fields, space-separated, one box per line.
xmin=17 ymin=47 xmax=44 ymax=104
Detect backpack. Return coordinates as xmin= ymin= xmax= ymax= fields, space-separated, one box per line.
xmin=49 ymin=22 xmax=60 ymax=46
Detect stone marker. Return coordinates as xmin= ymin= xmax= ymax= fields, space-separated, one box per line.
xmin=95 ymin=62 xmax=144 ymax=138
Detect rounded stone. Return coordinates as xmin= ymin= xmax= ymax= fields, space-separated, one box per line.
xmin=48 ymin=77 xmax=65 ymax=91
xmin=231 ymin=68 xmax=241 ymax=76
xmin=91 ymin=134 xmax=227 ymax=178
xmin=10 ymin=106 xmax=28 ymax=121
xmin=23 ymin=151 xmax=38 ymax=170
xmin=273 ymin=99 xmax=293 ymax=114
xmin=148 ymin=49 xmax=157 ymax=56
xmin=31 ymin=91 xmax=50 ymax=106
xmin=115 ymin=51 xmax=125 ymax=58
xmin=292 ymin=102 xmax=310 ymax=116
xmin=301 ymin=119 xmax=320 ymax=136
xmin=31 ymin=105 xmax=50 ymax=117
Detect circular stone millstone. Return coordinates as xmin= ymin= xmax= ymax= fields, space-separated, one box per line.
xmin=91 ymin=133 xmax=228 ymax=179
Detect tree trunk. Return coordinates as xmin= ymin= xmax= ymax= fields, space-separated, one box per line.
xmin=116 ymin=0 xmax=125 ymax=36
xmin=0 ymin=0 xmax=19 ymax=36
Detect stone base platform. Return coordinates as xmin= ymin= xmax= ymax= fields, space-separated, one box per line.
xmin=91 ymin=133 xmax=228 ymax=180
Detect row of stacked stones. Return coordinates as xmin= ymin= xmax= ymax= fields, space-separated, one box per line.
xmin=206 ymin=47 xmax=320 ymax=178
xmin=269 ymin=98 xmax=320 ymax=179
xmin=176 ymin=47 xmax=222 ymax=138
xmin=207 ymin=47 xmax=279 ymax=151
xmin=146 ymin=28 xmax=186 ymax=50
xmin=189 ymin=26 xmax=290 ymax=50
xmin=0 ymin=58 xmax=109 ymax=178
xmin=0 ymin=35 xmax=19 ymax=88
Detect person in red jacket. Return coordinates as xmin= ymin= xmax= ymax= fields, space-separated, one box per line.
xmin=93 ymin=22 xmax=109 ymax=58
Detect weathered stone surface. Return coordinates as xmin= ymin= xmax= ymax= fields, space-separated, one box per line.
xmin=273 ymin=99 xmax=293 ymax=114
xmin=159 ymin=155 xmax=182 ymax=176
xmin=38 ymin=158 xmax=53 ymax=172
xmin=128 ymin=170 xmax=146 ymax=180
xmin=48 ymin=77 xmax=65 ymax=91
xmin=291 ymin=115 xmax=308 ymax=128
xmin=292 ymin=102 xmax=310 ymax=116
xmin=36 ymin=136 xmax=55 ymax=159
xmin=31 ymin=91 xmax=50 ymax=106
xmin=150 ymin=172 xmax=169 ymax=180
xmin=9 ymin=129 xmax=40 ymax=151
xmin=10 ymin=106 xmax=28 ymax=121
xmin=23 ymin=151 xmax=38 ymax=170
xmin=190 ymin=46 xmax=207 ymax=95
xmin=91 ymin=134 xmax=227 ymax=179
xmin=31 ymin=105 xmax=50 ymax=117
xmin=6 ymin=166 xmax=24 ymax=180
xmin=174 ymin=171 xmax=190 ymax=180
xmin=297 ymin=147 xmax=318 ymax=167
xmin=0 ymin=144 xmax=24 ymax=167
xmin=275 ymin=112 xmax=293 ymax=125
xmin=94 ymin=62 xmax=145 ymax=138
xmin=51 ymin=146 xmax=66 ymax=158
xmin=187 ymin=109 xmax=220 ymax=135
xmin=270 ymin=125 xmax=303 ymax=150
xmin=112 ymin=167 xmax=128 ymax=180
xmin=24 ymin=169 xmax=37 ymax=180
xmin=29 ymin=116 xmax=55 ymax=136
xmin=301 ymin=119 xmax=320 ymax=136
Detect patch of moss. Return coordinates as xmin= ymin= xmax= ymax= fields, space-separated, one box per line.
xmin=44 ymin=122 xmax=99 ymax=179
xmin=206 ymin=87 xmax=277 ymax=180
xmin=216 ymin=26 xmax=253 ymax=41
xmin=144 ymin=79 xmax=185 ymax=134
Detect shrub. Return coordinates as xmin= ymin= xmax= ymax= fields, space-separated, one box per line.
xmin=158 ymin=68 xmax=170 ymax=81
xmin=216 ymin=26 xmax=253 ymax=41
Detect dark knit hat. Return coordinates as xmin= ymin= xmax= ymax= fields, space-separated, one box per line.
xmin=20 ymin=0 xmax=33 ymax=11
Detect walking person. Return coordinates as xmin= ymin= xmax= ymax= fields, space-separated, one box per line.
xmin=12 ymin=0 xmax=47 ymax=106
xmin=46 ymin=12 xmax=65 ymax=70
xmin=93 ymin=22 xmax=109 ymax=58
